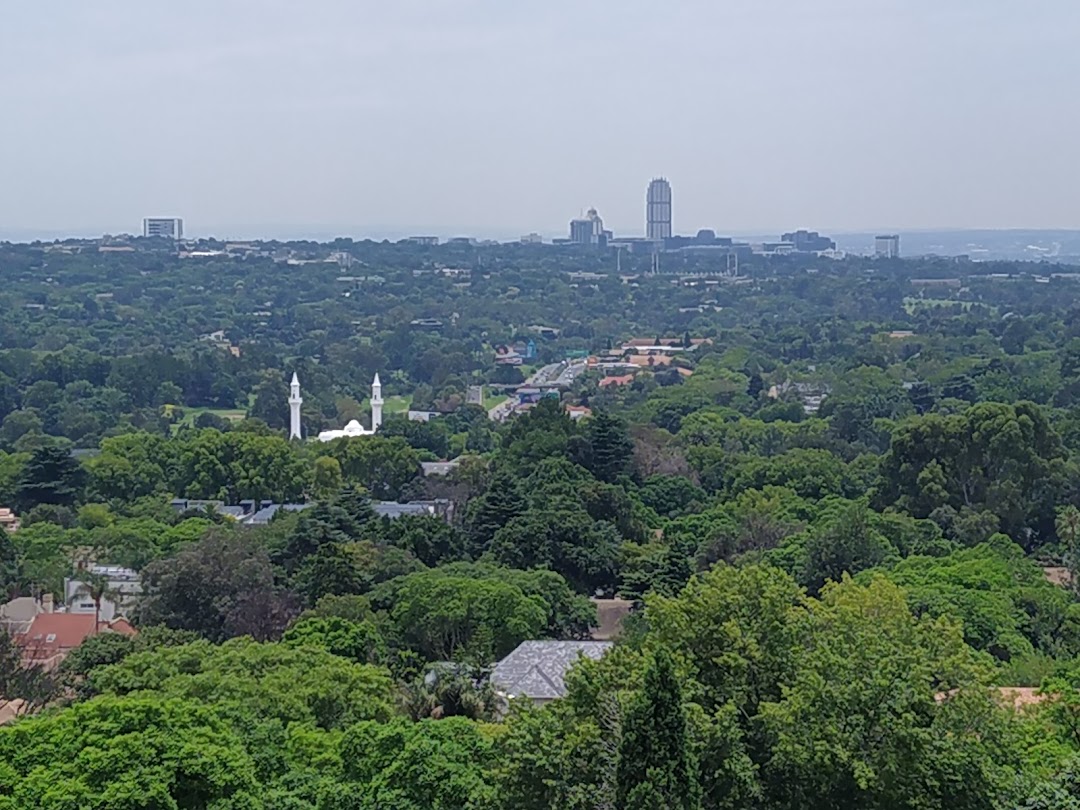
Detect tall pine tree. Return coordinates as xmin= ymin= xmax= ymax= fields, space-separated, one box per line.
xmin=585 ymin=410 xmax=633 ymax=483
xmin=465 ymin=470 xmax=525 ymax=553
xmin=15 ymin=444 xmax=84 ymax=512
xmin=616 ymin=648 xmax=701 ymax=810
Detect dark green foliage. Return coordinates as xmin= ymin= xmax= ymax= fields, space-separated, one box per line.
xmin=585 ymin=409 xmax=633 ymax=483
xmin=464 ymin=469 xmax=525 ymax=552
xmin=15 ymin=444 xmax=84 ymax=512
xmin=616 ymin=648 xmax=701 ymax=810
xmin=139 ymin=528 xmax=299 ymax=642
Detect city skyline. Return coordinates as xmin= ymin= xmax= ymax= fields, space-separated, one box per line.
xmin=2 ymin=2 xmax=1078 ymax=238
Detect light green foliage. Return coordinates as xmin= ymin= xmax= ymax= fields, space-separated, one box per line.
xmin=758 ymin=576 xmax=1018 ymax=809
xmin=332 ymin=718 xmax=496 ymax=810
xmin=0 ymin=696 xmax=262 ymax=809
xmin=875 ymin=537 xmax=1078 ymax=660
xmin=371 ymin=567 xmax=548 ymax=661
xmin=89 ymin=637 xmax=396 ymax=730
xmin=282 ymin=616 xmax=388 ymax=664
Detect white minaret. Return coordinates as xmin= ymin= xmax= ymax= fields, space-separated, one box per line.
xmin=288 ymin=373 xmax=303 ymax=440
xmin=371 ymin=373 xmax=383 ymax=432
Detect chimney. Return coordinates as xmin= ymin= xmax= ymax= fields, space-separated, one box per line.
xmin=41 ymin=593 xmax=54 ymax=614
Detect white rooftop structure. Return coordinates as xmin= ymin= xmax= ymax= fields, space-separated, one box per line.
xmin=314 ymin=373 xmax=384 ymax=441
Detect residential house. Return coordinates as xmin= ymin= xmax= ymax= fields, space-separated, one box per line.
xmin=0 ymin=594 xmax=54 ymax=636
xmin=15 ymin=613 xmax=136 ymax=670
xmin=598 ymin=374 xmax=635 ymax=388
xmin=490 ymin=640 xmax=613 ymax=705
xmin=0 ymin=508 xmax=19 ymax=533
xmin=64 ymin=564 xmax=141 ymax=622
xmin=421 ymin=459 xmax=462 ymax=477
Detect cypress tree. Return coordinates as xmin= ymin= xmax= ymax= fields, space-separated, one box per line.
xmin=616 ymin=648 xmax=701 ymax=810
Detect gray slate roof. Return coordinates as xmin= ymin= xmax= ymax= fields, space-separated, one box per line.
xmin=246 ymin=503 xmax=312 ymax=525
xmin=373 ymin=501 xmax=433 ymax=519
xmin=490 ymin=640 xmax=613 ymax=700
xmin=420 ymin=460 xmax=461 ymax=476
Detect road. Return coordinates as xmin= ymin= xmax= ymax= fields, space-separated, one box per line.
xmin=487 ymin=360 xmax=588 ymax=422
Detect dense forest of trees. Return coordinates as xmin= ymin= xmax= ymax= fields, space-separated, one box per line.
xmin=4 ymin=240 xmax=1080 ymax=806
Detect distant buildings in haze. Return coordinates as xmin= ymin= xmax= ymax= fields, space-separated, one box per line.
xmin=142 ymin=217 xmax=183 ymax=239
xmin=568 ymin=208 xmax=609 ymax=246
xmin=782 ymin=229 xmax=836 ymax=252
xmin=646 ymin=178 xmax=673 ymax=240
xmin=875 ymin=234 xmax=901 ymax=258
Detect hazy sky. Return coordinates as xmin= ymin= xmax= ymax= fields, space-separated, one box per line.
xmin=1 ymin=1 xmax=1076 ymax=240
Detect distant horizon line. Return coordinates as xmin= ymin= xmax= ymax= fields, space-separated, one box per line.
xmin=5 ymin=224 xmax=1080 ymax=244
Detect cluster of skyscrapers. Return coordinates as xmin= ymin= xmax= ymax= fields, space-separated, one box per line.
xmin=564 ymin=178 xmax=901 ymax=259
xmin=566 ymin=178 xmax=673 ymax=248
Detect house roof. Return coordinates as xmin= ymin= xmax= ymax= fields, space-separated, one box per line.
xmin=599 ymin=374 xmax=635 ymax=387
xmin=16 ymin=613 xmax=136 ymax=668
xmin=591 ymin=598 xmax=633 ymax=641
xmin=628 ymin=354 xmax=673 ymax=367
xmin=245 ymin=503 xmax=313 ymax=525
xmin=421 ymin=460 xmax=461 ymax=476
xmin=490 ymin=640 xmax=613 ymax=700
xmin=374 ymin=501 xmax=433 ymax=519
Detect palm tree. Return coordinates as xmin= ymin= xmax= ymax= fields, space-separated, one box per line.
xmin=68 ymin=571 xmax=121 ymax=633
xmin=400 ymin=664 xmax=499 ymax=722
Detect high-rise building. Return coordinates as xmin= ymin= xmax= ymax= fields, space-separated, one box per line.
xmin=646 ymin=178 xmax=672 ymax=240
xmin=142 ymin=217 xmax=183 ymax=239
xmin=875 ymin=234 xmax=901 ymax=258
xmin=569 ymin=208 xmax=606 ymax=245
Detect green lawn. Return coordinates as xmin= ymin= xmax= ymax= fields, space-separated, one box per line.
xmin=173 ymin=406 xmax=248 ymax=432
xmin=903 ymin=297 xmax=973 ymax=315
xmin=362 ymin=395 xmax=410 ymax=415
xmin=483 ymin=394 xmax=508 ymax=410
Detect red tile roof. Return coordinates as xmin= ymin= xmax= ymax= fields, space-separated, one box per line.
xmin=599 ymin=374 xmax=635 ymax=387
xmin=16 ymin=614 xmax=136 ymax=669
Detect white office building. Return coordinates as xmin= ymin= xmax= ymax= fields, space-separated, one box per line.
xmin=143 ymin=217 xmax=184 ymax=239
xmin=874 ymin=234 xmax=901 ymax=258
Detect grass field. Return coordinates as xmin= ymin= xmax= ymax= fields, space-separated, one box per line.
xmin=903 ymin=297 xmax=973 ymax=315
xmin=483 ymin=394 xmax=508 ymax=410
xmin=364 ymin=395 xmax=410 ymax=415
xmin=172 ymin=406 xmax=247 ymax=432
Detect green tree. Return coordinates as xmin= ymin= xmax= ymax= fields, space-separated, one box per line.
xmin=138 ymin=528 xmax=298 ymax=642
xmin=465 ymin=469 xmax=525 ymax=553
xmin=281 ymin=616 xmax=387 ymax=664
xmin=799 ymin=502 xmax=897 ymax=593
xmin=616 ymin=648 xmax=701 ymax=810
xmin=758 ymin=576 xmax=1016 ymax=810
xmin=15 ymin=444 xmax=84 ymax=512
xmin=586 ymin=409 xmax=633 ymax=483
xmin=0 ymin=696 xmax=262 ymax=807
xmin=1059 ymin=505 xmax=1080 ymax=598
xmin=311 ymin=455 xmax=343 ymax=500
xmin=327 ymin=435 xmax=422 ymax=500
xmin=370 ymin=566 xmax=550 ymax=661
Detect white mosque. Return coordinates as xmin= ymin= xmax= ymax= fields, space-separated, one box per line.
xmin=288 ymin=372 xmax=383 ymax=442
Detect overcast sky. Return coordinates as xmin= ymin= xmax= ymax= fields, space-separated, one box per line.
xmin=1 ymin=1 xmax=1076 ymax=240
